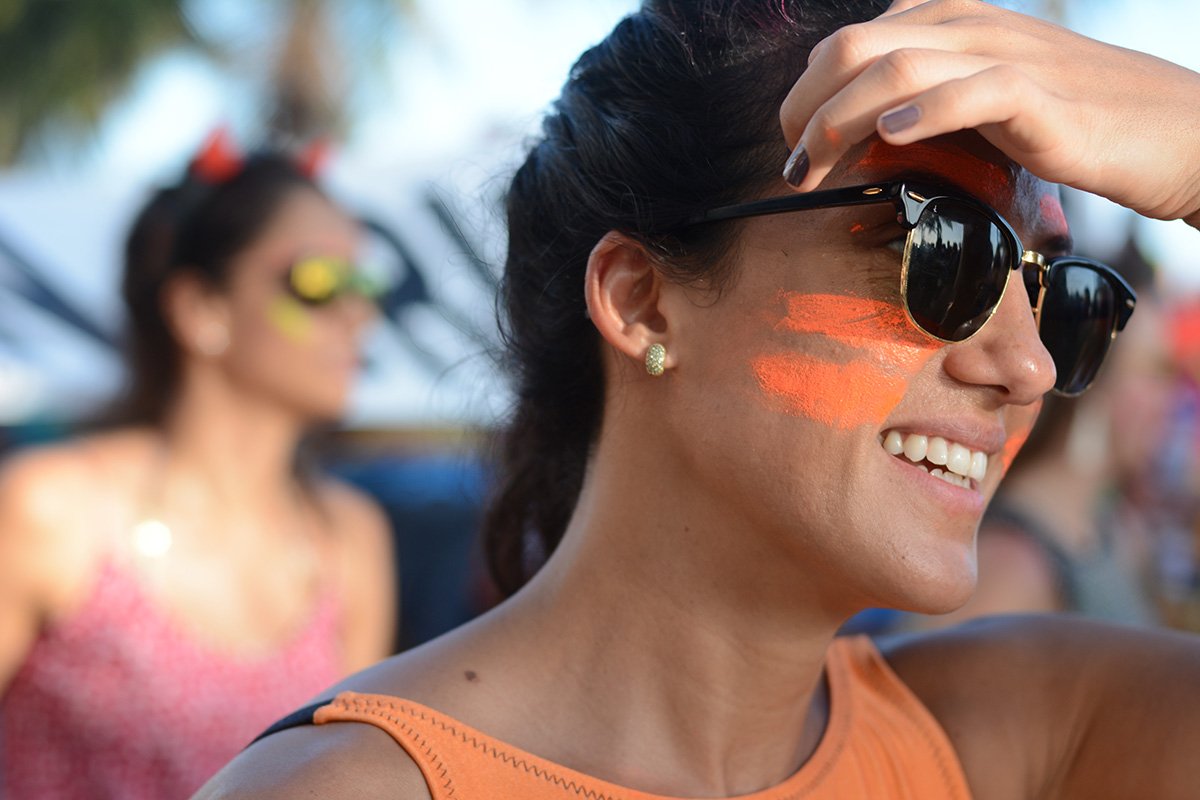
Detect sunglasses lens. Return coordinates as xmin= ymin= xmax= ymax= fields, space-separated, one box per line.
xmin=1039 ymin=262 xmax=1117 ymax=395
xmin=904 ymin=199 xmax=1013 ymax=341
xmin=288 ymin=257 xmax=347 ymax=305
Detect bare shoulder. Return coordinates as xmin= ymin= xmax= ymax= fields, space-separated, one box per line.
xmin=196 ymin=634 xmax=492 ymax=800
xmin=0 ymin=429 xmax=154 ymax=546
xmin=0 ymin=438 xmax=114 ymax=568
xmin=877 ymin=616 xmax=1200 ymax=799
xmin=194 ymin=716 xmax=432 ymax=799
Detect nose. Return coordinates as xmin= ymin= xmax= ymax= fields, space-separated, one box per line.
xmin=940 ymin=268 xmax=1057 ymax=403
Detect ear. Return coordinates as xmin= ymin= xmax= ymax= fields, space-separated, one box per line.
xmin=161 ymin=271 xmax=233 ymax=359
xmin=584 ymin=231 xmax=676 ymax=373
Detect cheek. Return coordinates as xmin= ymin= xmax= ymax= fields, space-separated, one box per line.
xmin=265 ymin=297 xmax=317 ymax=344
xmin=749 ymin=292 xmax=939 ymax=429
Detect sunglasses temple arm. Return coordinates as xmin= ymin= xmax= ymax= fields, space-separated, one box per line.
xmin=686 ymin=183 xmax=902 ymax=225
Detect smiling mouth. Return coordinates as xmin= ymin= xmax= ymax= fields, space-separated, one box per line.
xmin=880 ymin=430 xmax=988 ymax=491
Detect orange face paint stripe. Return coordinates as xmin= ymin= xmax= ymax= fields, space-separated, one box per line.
xmin=774 ymin=292 xmax=936 ymax=357
xmin=754 ymin=292 xmax=942 ymax=428
xmin=999 ymin=424 xmax=1034 ymax=473
xmin=752 ymin=353 xmax=909 ymax=430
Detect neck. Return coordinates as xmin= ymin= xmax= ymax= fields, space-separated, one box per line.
xmin=157 ymin=365 xmax=307 ymax=508
xmin=491 ymin=415 xmax=840 ymax=796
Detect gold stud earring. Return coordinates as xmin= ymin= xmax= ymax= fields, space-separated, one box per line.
xmin=645 ymin=343 xmax=666 ymax=377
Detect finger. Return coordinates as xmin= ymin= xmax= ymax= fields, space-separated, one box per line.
xmin=786 ymin=49 xmax=996 ymax=191
xmin=872 ymin=64 xmax=1056 ymax=169
xmin=788 ymin=19 xmax=979 ymax=147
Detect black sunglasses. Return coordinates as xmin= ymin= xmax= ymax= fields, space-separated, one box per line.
xmin=685 ymin=180 xmax=1136 ymax=396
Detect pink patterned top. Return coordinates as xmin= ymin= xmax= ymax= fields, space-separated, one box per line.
xmin=0 ymin=557 xmax=344 ymax=800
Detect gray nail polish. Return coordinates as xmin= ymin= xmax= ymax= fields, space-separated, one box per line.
xmin=782 ymin=144 xmax=810 ymax=187
xmin=881 ymin=105 xmax=921 ymax=135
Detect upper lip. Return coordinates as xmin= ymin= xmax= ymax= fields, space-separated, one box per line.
xmin=880 ymin=418 xmax=1007 ymax=455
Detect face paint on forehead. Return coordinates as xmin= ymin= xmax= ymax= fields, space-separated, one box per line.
xmin=1039 ymin=193 xmax=1068 ymax=233
xmin=1007 ymin=171 xmax=1071 ymax=248
xmin=852 ymin=139 xmax=1018 ymax=203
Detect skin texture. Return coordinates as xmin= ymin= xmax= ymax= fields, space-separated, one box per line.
xmin=0 ymin=188 xmax=395 ymax=700
xmin=752 ymin=293 xmax=939 ymax=428
xmin=198 ymin=3 xmax=1200 ymax=799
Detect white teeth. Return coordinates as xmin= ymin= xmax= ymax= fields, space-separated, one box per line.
xmin=933 ymin=470 xmax=969 ymax=488
xmin=903 ymin=434 xmax=928 ymax=463
xmin=882 ymin=429 xmax=990 ymax=487
xmin=969 ymin=451 xmax=988 ymax=481
xmin=947 ymin=443 xmax=972 ymax=477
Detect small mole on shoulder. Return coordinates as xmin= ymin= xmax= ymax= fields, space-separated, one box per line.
xmin=464 ymin=670 xmax=479 ymax=682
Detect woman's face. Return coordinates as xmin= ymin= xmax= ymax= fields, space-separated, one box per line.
xmin=217 ymin=187 xmax=372 ymax=422
xmin=664 ymin=134 xmax=1064 ymax=615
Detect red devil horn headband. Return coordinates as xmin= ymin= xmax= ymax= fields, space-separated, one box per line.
xmin=189 ymin=128 xmax=244 ymax=184
xmin=187 ymin=128 xmax=331 ymax=184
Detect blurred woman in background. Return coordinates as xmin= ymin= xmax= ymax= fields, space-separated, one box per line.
xmin=0 ymin=138 xmax=396 ymax=799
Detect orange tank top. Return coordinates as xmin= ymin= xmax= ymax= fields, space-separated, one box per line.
xmin=310 ymin=636 xmax=970 ymax=799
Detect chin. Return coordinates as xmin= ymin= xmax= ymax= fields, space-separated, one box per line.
xmin=871 ymin=544 xmax=979 ymax=616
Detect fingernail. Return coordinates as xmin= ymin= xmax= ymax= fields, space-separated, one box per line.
xmin=880 ymin=105 xmax=921 ymax=135
xmin=782 ymin=144 xmax=810 ymax=187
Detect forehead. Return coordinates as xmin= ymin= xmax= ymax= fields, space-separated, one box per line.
xmin=833 ymin=133 xmax=1071 ymax=254
xmin=243 ymin=189 xmax=360 ymax=264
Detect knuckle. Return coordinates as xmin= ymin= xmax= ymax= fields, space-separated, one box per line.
xmin=876 ymin=48 xmax=927 ymax=88
xmin=986 ymin=63 xmax=1027 ymax=90
xmin=823 ymin=23 xmax=874 ymax=70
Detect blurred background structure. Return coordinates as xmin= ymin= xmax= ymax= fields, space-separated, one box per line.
xmin=2 ymin=0 xmax=1200 ymax=646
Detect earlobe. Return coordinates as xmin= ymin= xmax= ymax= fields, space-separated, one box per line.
xmin=584 ymin=232 xmax=675 ymax=373
xmin=162 ymin=271 xmax=233 ymax=359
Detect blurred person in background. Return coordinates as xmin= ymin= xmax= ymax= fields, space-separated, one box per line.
xmin=0 ymin=136 xmax=397 ymax=799
xmin=915 ymin=241 xmax=1175 ymax=627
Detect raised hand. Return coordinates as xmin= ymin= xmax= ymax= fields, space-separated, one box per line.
xmin=780 ymin=0 xmax=1200 ymax=227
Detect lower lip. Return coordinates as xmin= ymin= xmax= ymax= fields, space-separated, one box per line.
xmin=882 ymin=448 xmax=986 ymax=517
